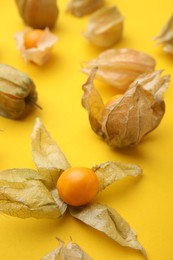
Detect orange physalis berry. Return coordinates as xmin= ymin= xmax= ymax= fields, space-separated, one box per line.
xmin=24 ymin=29 xmax=44 ymax=49
xmin=57 ymin=167 xmax=99 ymax=206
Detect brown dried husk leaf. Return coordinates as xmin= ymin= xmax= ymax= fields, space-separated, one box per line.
xmin=15 ymin=0 xmax=59 ymax=29
xmin=41 ymin=238 xmax=92 ymax=260
xmin=69 ymin=203 xmax=147 ymax=258
xmin=82 ymin=48 xmax=156 ymax=90
xmin=92 ymin=161 xmax=142 ymax=192
xmin=82 ymin=68 xmax=170 ymax=148
xmin=154 ymin=14 xmax=173 ymax=54
xmin=66 ymin=0 xmax=104 ymax=17
xmin=0 ymin=168 xmax=67 ymax=219
xmin=82 ymin=67 xmax=104 ymax=136
xmin=84 ymin=6 xmax=124 ymax=48
xmin=0 ymin=64 xmax=38 ymax=119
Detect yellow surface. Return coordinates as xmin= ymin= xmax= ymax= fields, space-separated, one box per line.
xmin=0 ymin=1 xmax=173 ymax=259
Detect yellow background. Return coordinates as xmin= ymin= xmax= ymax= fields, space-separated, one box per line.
xmin=0 ymin=1 xmax=173 ymax=259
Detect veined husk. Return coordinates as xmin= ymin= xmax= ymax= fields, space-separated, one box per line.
xmin=0 ymin=64 xmax=38 ymax=119
xmin=154 ymin=14 xmax=173 ymax=54
xmin=41 ymin=238 xmax=92 ymax=260
xmin=14 ymin=28 xmax=58 ymax=66
xmin=15 ymin=0 xmax=59 ymax=29
xmin=0 ymin=118 xmax=147 ymax=257
xmin=84 ymin=5 xmax=124 ymax=48
xmin=66 ymin=0 xmax=104 ymax=17
xmin=82 ymin=68 xmax=170 ymax=148
xmin=82 ymin=48 xmax=156 ymax=91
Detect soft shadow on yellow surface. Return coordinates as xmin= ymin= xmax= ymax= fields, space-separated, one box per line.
xmin=0 ymin=1 xmax=173 ymax=260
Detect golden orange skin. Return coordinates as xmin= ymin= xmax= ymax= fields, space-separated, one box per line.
xmin=57 ymin=167 xmax=99 ymax=206
xmin=24 ymin=29 xmax=44 ymax=49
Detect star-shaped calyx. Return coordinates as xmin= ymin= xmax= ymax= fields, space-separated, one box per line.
xmin=0 ymin=118 xmax=147 ymax=259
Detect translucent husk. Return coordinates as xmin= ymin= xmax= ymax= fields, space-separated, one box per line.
xmin=84 ymin=5 xmax=124 ymax=48
xmin=0 ymin=64 xmax=38 ymax=119
xmin=69 ymin=204 xmax=147 ymax=259
xmin=82 ymin=48 xmax=156 ymax=91
xmin=41 ymin=238 xmax=92 ymax=260
xmin=14 ymin=28 xmax=58 ymax=66
xmin=66 ymin=0 xmax=105 ymax=17
xmin=0 ymin=118 xmax=146 ymax=257
xmin=82 ymin=68 xmax=170 ymax=148
xmin=154 ymin=14 xmax=173 ymax=54
xmin=15 ymin=0 xmax=59 ymax=29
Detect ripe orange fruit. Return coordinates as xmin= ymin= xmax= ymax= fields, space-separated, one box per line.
xmin=24 ymin=29 xmax=44 ymax=49
xmin=57 ymin=167 xmax=99 ymax=206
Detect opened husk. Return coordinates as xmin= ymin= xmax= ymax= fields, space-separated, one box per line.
xmin=66 ymin=0 xmax=104 ymax=17
xmin=0 ymin=64 xmax=38 ymax=119
xmin=14 ymin=28 xmax=58 ymax=66
xmin=82 ymin=68 xmax=170 ymax=148
xmin=84 ymin=5 xmax=124 ymax=48
xmin=15 ymin=0 xmax=59 ymax=29
xmin=41 ymin=238 xmax=92 ymax=260
xmin=154 ymin=14 xmax=173 ymax=54
xmin=0 ymin=118 xmax=146 ymax=257
xmin=82 ymin=48 xmax=156 ymax=91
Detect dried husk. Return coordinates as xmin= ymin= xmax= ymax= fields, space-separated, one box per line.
xmin=92 ymin=161 xmax=142 ymax=192
xmin=0 ymin=118 xmax=69 ymax=218
xmin=14 ymin=28 xmax=58 ymax=66
xmin=84 ymin=5 xmax=124 ymax=48
xmin=82 ymin=68 xmax=170 ymax=148
xmin=31 ymin=118 xmax=71 ymax=188
xmin=41 ymin=238 xmax=64 ymax=260
xmin=41 ymin=238 xmax=92 ymax=260
xmin=0 ymin=64 xmax=38 ymax=119
xmin=69 ymin=203 xmax=147 ymax=258
xmin=15 ymin=0 xmax=59 ymax=29
xmin=154 ymin=14 xmax=173 ymax=54
xmin=0 ymin=118 xmax=146 ymax=256
xmin=66 ymin=0 xmax=104 ymax=17
xmin=0 ymin=168 xmax=67 ymax=219
xmin=82 ymin=48 xmax=156 ymax=91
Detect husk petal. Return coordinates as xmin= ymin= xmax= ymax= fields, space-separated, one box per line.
xmin=69 ymin=203 xmax=147 ymax=258
xmin=41 ymin=238 xmax=64 ymax=260
xmin=31 ymin=118 xmax=71 ymax=188
xmin=0 ymin=168 xmax=66 ymax=219
xmin=41 ymin=238 xmax=92 ymax=260
xmin=92 ymin=161 xmax=142 ymax=192
xmin=154 ymin=14 xmax=173 ymax=54
xmin=84 ymin=6 xmax=124 ymax=48
xmin=66 ymin=0 xmax=104 ymax=17
xmin=82 ymin=67 xmax=104 ymax=136
xmin=102 ymin=85 xmax=162 ymax=147
xmin=82 ymin=48 xmax=156 ymax=90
